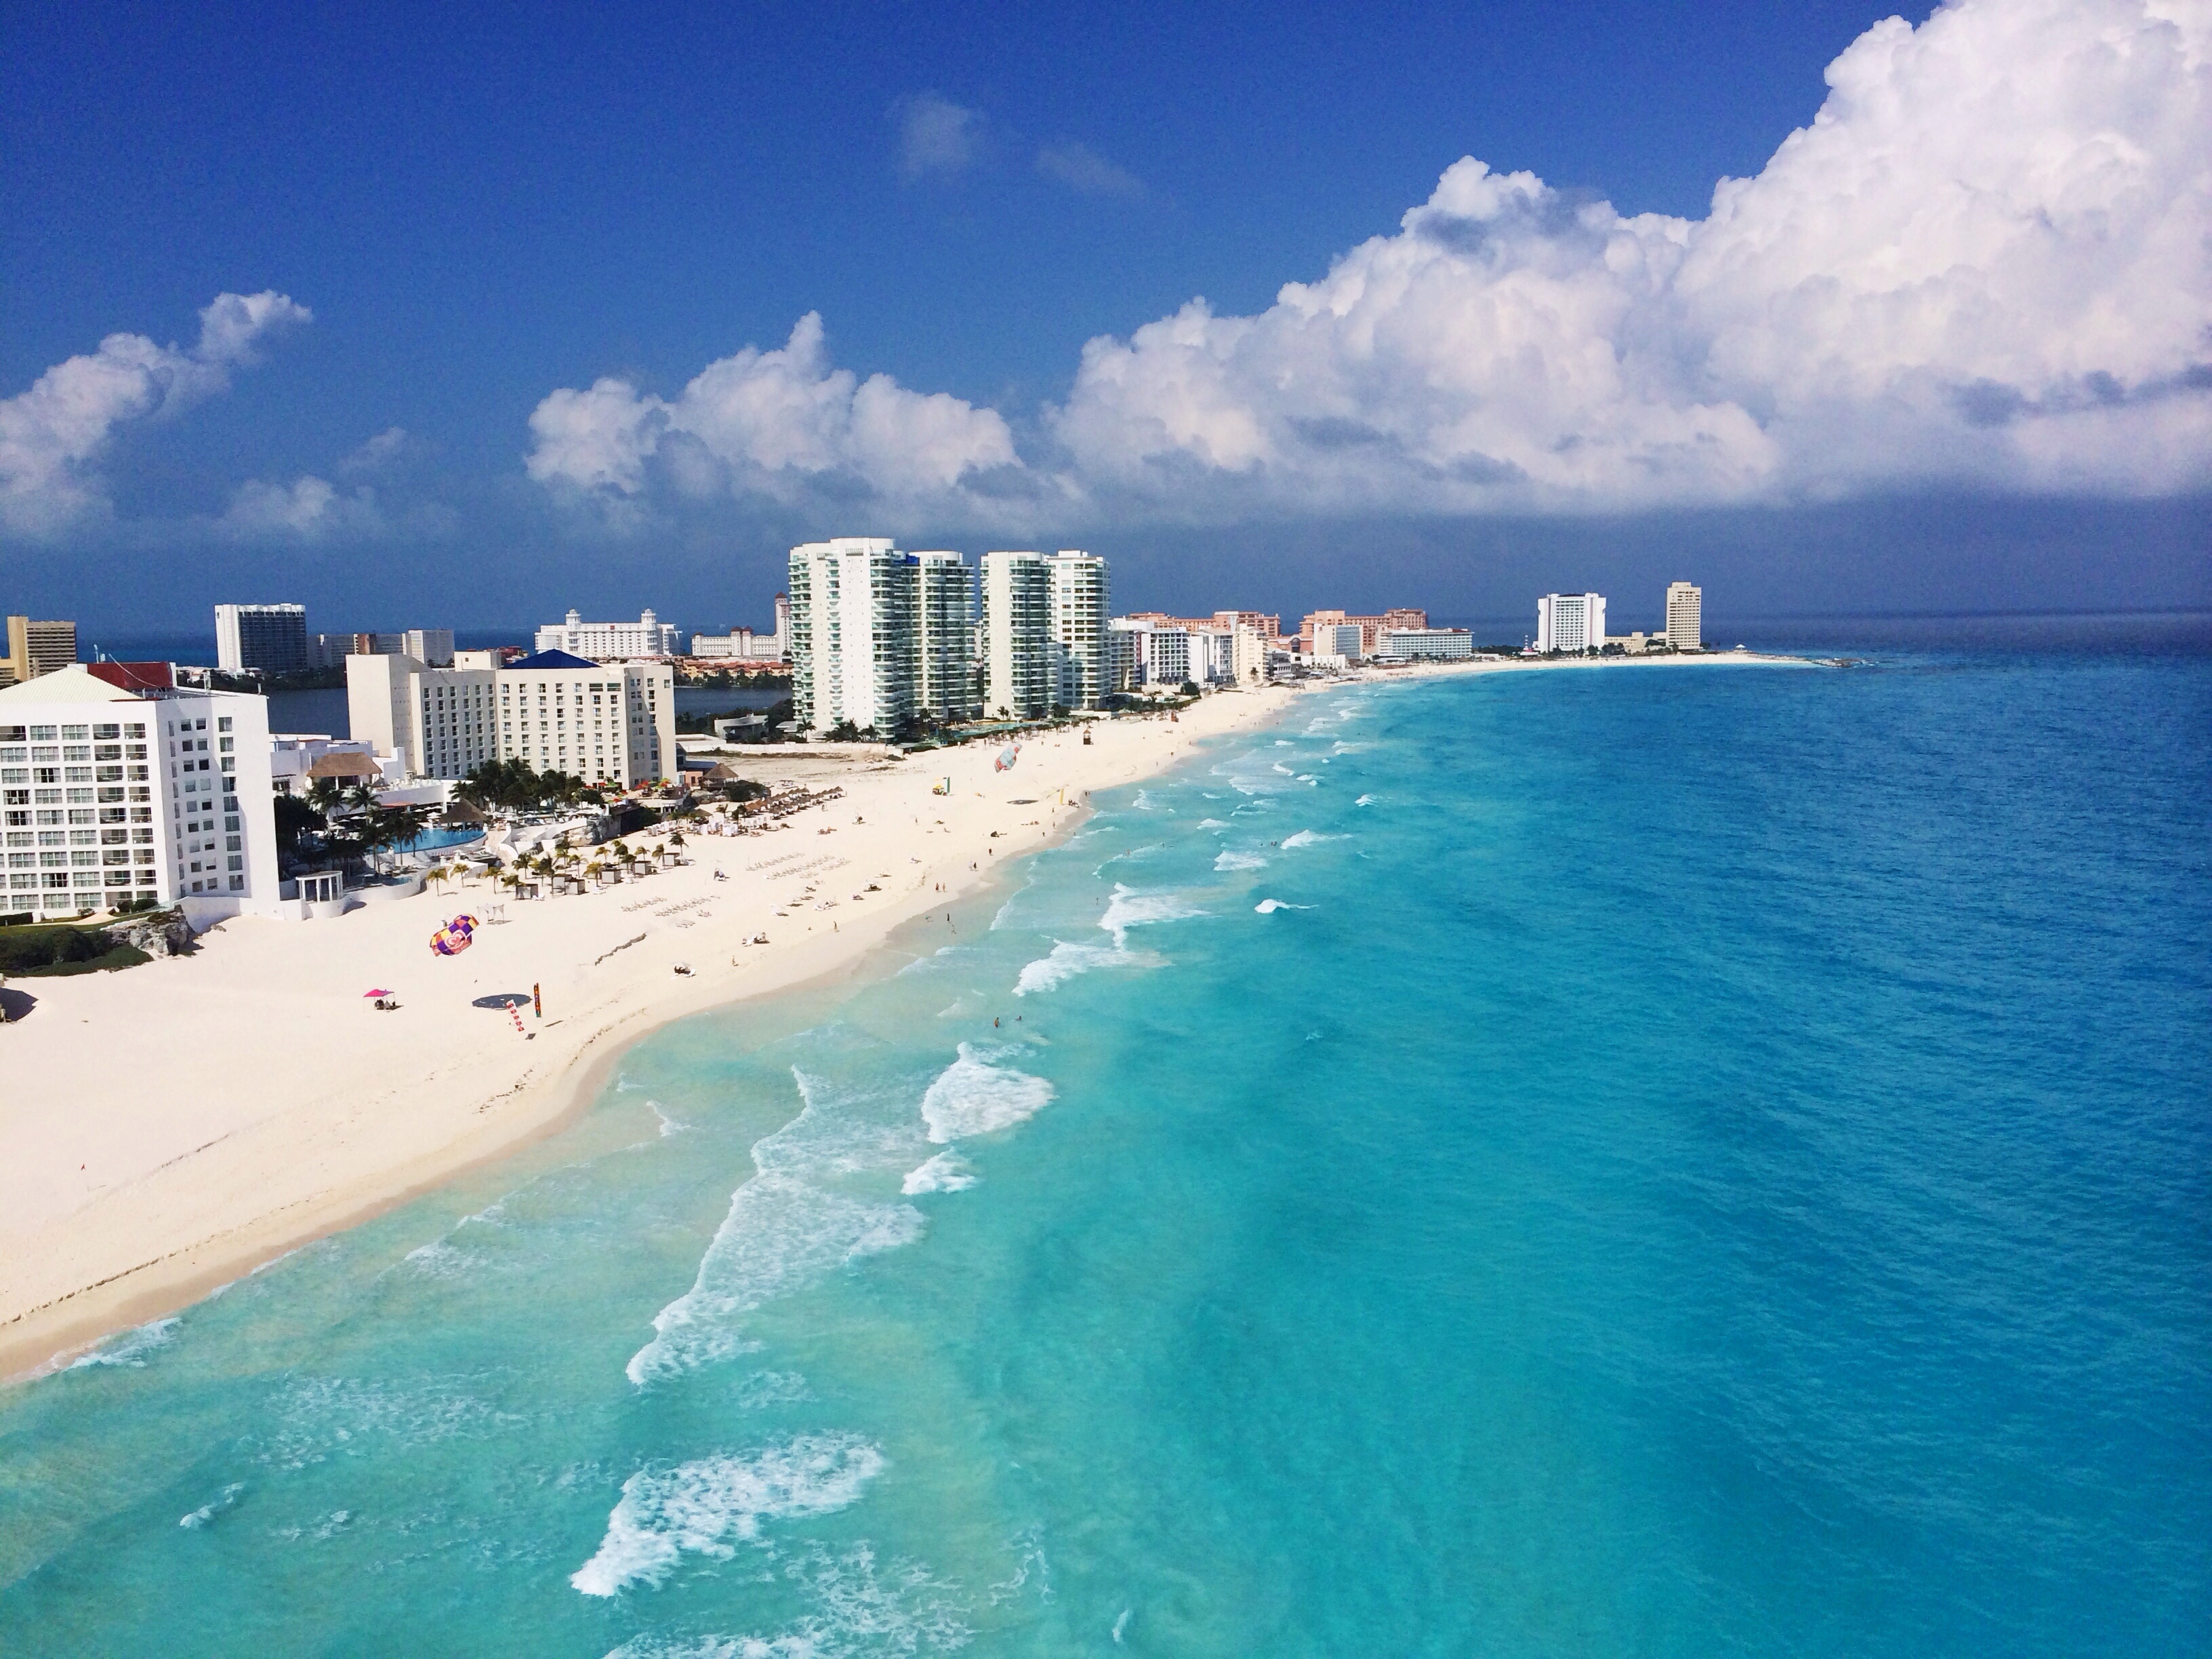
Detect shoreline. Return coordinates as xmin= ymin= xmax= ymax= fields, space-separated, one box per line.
xmin=0 ymin=688 xmax=1293 ymax=1379
xmin=0 ymin=651 xmax=1802 ymax=1381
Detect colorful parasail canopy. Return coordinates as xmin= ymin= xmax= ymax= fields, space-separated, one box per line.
xmin=430 ymin=914 xmax=480 ymax=956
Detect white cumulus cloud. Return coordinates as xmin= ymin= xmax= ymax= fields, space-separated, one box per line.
xmin=0 ymin=291 xmax=312 ymax=535
xmin=213 ymin=475 xmax=385 ymax=541
xmin=525 ymin=312 xmax=1025 ymax=518
xmin=1050 ymin=0 xmax=2212 ymax=514
xmin=527 ymin=0 xmax=2209 ymax=533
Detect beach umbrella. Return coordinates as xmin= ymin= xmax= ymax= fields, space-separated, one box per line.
xmin=362 ymin=988 xmax=391 ymax=998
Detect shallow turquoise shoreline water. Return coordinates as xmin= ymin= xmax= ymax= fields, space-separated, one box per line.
xmin=4 ymin=632 xmax=2207 ymax=1656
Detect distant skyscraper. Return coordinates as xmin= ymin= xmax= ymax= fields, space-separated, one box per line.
xmin=1537 ymin=593 xmax=1607 ymax=653
xmin=1 ymin=616 xmax=78 ymax=687
xmin=1046 ymin=550 xmax=1109 ymax=710
xmin=214 ymin=605 xmax=310 ymax=676
xmin=1666 ymin=581 xmax=1702 ymax=650
xmin=981 ymin=551 xmax=1052 ymax=720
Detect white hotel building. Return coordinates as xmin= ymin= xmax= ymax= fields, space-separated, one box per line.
xmin=347 ymin=649 xmax=676 ymax=787
xmin=1 ymin=665 xmax=279 ymax=926
xmin=533 ymin=609 xmax=685 ymax=660
xmin=1537 ymin=592 xmax=1607 ymax=653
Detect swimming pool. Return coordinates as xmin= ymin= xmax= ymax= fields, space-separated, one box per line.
xmin=388 ymin=825 xmax=487 ymax=854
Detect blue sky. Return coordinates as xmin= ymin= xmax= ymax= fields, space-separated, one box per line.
xmin=3 ymin=0 xmax=2207 ymax=638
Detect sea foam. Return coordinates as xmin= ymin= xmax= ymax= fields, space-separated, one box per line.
xmin=1015 ymin=884 xmax=1200 ymax=996
xmin=1214 ymin=849 xmax=1267 ymax=872
xmin=920 ymin=1046 xmax=1054 ymax=1143
xmin=571 ymin=1434 xmax=885 ymax=1597
xmin=902 ymin=1150 xmax=977 ymax=1193
xmin=626 ymin=1070 xmax=929 ymax=1387
xmin=69 ymin=1316 xmax=178 ymax=1370
xmin=1280 ymin=830 xmax=1338 ymax=848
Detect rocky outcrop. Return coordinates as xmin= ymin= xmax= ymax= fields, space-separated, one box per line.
xmin=104 ymin=911 xmax=194 ymax=959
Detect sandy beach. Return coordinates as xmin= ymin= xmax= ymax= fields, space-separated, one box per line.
xmin=0 ymin=652 xmax=1790 ymax=1378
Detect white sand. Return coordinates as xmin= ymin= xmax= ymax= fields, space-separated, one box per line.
xmin=0 ymin=651 xmax=1795 ymax=1376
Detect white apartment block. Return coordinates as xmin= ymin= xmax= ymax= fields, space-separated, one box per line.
xmin=1111 ymin=618 xmax=1200 ymax=687
xmin=1046 ymin=550 xmax=1110 ymax=710
xmin=982 ymin=551 xmax=1053 ymax=720
xmin=1 ymin=665 xmax=279 ymax=926
xmin=534 ymin=609 xmax=685 ymax=659
xmin=1312 ymin=623 xmax=1365 ymax=660
xmin=1666 ymin=581 xmax=1702 ymax=650
xmin=915 ymin=552 xmax=979 ymax=722
xmin=1373 ymin=628 xmax=1474 ymax=662
xmin=347 ymin=650 xmax=675 ymax=787
xmin=1188 ymin=628 xmax=1235 ymax=685
xmin=1537 ymin=592 xmax=1607 ymax=653
xmin=789 ymin=539 xmax=923 ymax=734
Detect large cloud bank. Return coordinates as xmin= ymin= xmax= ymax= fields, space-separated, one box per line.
xmin=0 ymin=291 xmax=311 ymax=535
xmin=531 ymin=0 xmax=2209 ymax=528
xmin=1053 ymin=0 xmax=2211 ymax=514
xmin=525 ymin=312 xmax=1024 ymax=520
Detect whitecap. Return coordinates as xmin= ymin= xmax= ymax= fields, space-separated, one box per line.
xmin=1015 ymin=939 xmax=1136 ymax=995
xmin=1214 ymin=849 xmax=1267 ymax=872
xmin=1255 ymin=899 xmax=1315 ymax=914
xmin=1132 ymin=790 xmax=1157 ymax=811
xmin=1280 ymin=830 xmax=1338 ymax=848
xmin=920 ymin=1045 xmax=1054 ymax=1143
xmin=1197 ymin=818 xmax=1229 ymax=830
xmin=69 ymin=1316 xmax=178 ymax=1370
xmin=1015 ymin=884 xmax=1197 ymax=996
xmin=1355 ymin=794 xmax=1377 ymax=806
xmin=571 ymin=1434 xmax=884 ymax=1597
xmin=1099 ymin=884 xmax=1204 ymax=943
xmin=180 ymin=1482 xmax=246 ymax=1530
xmin=902 ymin=1150 xmax=977 ymax=1193
xmin=602 ymin=1543 xmax=970 ymax=1658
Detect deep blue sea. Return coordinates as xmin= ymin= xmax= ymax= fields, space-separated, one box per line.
xmin=5 ymin=621 xmax=2208 ymax=1656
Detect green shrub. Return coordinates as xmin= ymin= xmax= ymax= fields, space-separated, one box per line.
xmin=0 ymin=924 xmax=152 ymax=976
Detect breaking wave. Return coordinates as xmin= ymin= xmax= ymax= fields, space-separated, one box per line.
xmin=571 ymin=1434 xmax=885 ymax=1597
xmin=920 ymin=1046 xmax=1055 ymax=1143
xmin=1214 ymin=849 xmax=1267 ymax=872
xmin=903 ymin=1151 xmax=977 ymax=1193
xmin=625 ymin=1070 xmax=928 ymax=1388
xmin=69 ymin=1317 xmax=179 ymax=1370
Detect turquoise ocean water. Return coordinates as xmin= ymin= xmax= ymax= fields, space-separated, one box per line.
xmin=4 ymin=622 xmax=2208 ymax=1656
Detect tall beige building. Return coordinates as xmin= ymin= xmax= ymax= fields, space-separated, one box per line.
xmin=1 ymin=616 xmax=79 ymax=687
xmin=1666 ymin=582 xmax=1702 ymax=651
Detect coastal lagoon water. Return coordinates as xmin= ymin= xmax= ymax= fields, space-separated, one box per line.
xmin=5 ymin=630 xmax=2208 ymax=1656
